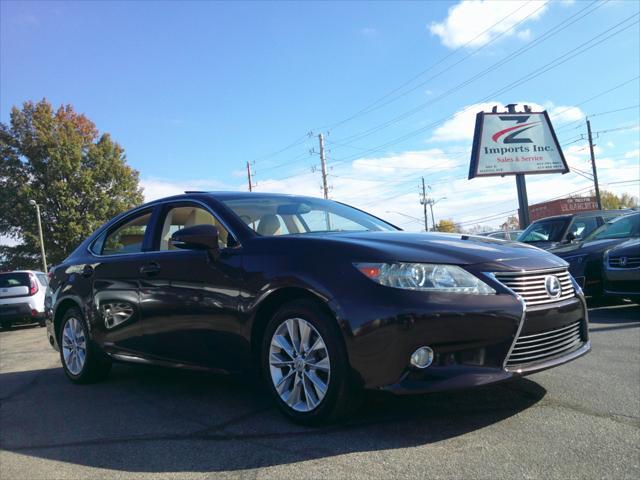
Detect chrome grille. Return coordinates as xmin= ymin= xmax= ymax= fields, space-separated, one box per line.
xmin=608 ymin=255 xmax=640 ymax=268
xmin=506 ymin=321 xmax=583 ymax=367
xmin=493 ymin=268 xmax=575 ymax=306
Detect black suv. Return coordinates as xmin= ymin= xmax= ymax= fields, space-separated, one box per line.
xmin=518 ymin=210 xmax=630 ymax=250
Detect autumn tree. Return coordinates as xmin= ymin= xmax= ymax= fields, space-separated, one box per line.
xmin=436 ymin=219 xmax=459 ymax=233
xmin=501 ymin=215 xmax=520 ymax=231
xmin=0 ymin=99 xmax=143 ymax=270
xmin=596 ymin=190 xmax=638 ymax=210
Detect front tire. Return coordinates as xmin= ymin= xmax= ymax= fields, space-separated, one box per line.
xmin=262 ymin=299 xmax=359 ymax=425
xmin=59 ymin=307 xmax=111 ymax=384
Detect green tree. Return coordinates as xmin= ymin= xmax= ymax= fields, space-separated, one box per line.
xmin=0 ymin=99 xmax=143 ymax=270
xmin=596 ymin=190 xmax=639 ymax=210
xmin=436 ymin=219 xmax=459 ymax=233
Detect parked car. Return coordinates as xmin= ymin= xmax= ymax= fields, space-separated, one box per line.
xmin=549 ymin=212 xmax=640 ymax=298
xmin=517 ymin=210 xmax=629 ymax=250
xmin=603 ymin=238 xmax=640 ymax=303
xmin=46 ymin=192 xmax=590 ymax=424
xmin=0 ymin=270 xmax=48 ymax=329
xmin=480 ymin=230 xmax=522 ymax=241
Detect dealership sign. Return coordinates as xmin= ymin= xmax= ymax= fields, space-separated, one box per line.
xmin=529 ymin=196 xmax=599 ymax=222
xmin=468 ymin=111 xmax=568 ymax=179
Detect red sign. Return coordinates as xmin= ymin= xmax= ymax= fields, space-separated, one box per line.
xmin=528 ymin=197 xmax=598 ymax=222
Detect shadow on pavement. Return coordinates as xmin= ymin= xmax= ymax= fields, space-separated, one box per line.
xmin=588 ymin=303 xmax=640 ymax=325
xmin=0 ymin=363 xmax=546 ymax=473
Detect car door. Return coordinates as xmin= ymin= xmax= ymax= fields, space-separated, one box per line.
xmin=89 ymin=207 xmax=156 ymax=355
xmin=139 ymin=201 xmax=246 ymax=372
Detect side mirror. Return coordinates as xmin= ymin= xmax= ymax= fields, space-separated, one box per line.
xmin=170 ymin=224 xmax=219 ymax=251
xmin=565 ymin=232 xmax=576 ymax=243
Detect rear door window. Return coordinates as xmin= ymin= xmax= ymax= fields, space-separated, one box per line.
xmin=102 ymin=211 xmax=153 ymax=255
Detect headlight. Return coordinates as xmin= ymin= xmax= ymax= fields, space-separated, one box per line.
xmin=354 ymin=263 xmax=496 ymax=294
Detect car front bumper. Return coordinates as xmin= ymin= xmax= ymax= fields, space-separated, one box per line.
xmin=603 ymin=267 xmax=640 ymax=298
xmin=333 ymin=278 xmax=589 ymax=393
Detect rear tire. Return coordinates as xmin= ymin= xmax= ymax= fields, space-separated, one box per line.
xmin=261 ymin=299 xmax=360 ymax=425
xmin=0 ymin=321 xmax=10 ymax=330
xmin=59 ymin=307 xmax=111 ymax=384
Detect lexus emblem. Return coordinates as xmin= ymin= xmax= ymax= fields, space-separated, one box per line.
xmin=544 ymin=275 xmax=562 ymax=299
xmin=619 ymin=256 xmax=628 ymax=267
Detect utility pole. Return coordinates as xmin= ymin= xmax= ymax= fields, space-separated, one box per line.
xmin=586 ymin=119 xmax=602 ymax=210
xmin=420 ymin=177 xmax=429 ymax=232
xmin=428 ymin=200 xmax=436 ymax=232
xmin=246 ymin=161 xmax=254 ymax=192
xmin=318 ymin=133 xmax=329 ymax=199
xmin=29 ymin=200 xmax=47 ymax=273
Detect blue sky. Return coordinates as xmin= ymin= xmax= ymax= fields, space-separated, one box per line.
xmin=1 ymin=0 xmax=639 ymax=231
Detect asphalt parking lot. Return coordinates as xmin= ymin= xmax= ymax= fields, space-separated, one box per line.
xmin=1 ymin=304 xmax=638 ymax=479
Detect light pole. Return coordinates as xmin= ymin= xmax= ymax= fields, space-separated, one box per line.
xmin=427 ymin=197 xmax=447 ymax=231
xmin=29 ymin=200 xmax=48 ymax=272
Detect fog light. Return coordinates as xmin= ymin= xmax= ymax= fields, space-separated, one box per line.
xmin=410 ymin=346 xmax=434 ymax=369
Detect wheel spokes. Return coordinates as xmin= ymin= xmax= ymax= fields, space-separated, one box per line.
xmin=273 ymin=334 xmax=295 ymax=359
xmin=305 ymin=370 xmax=328 ymax=398
xmin=269 ymin=317 xmax=331 ymax=413
xmin=285 ymin=319 xmax=301 ymax=355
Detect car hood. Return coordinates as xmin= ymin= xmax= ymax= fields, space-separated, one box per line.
xmin=300 ymin=231 xmax=567 ymax=270
xmin=549 ymin=238 xmax=627 ymax=257
xmin=521 ymin=240 xmax=559 ymax=250
xmin=608 ymin=238 xmax=640 ymax=254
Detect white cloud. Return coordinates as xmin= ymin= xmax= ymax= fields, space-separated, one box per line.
xmin=430 ymin=101 xmax=584 ymax=142
xmin=516 ymin=29 xmax=531 ymax=41
xmin=624 ymin=149 xmax=639 ymax=159
xmin=429 ymin=0 xmax=548 ymax=49
xmin=141 ymin=178 xmax=238 ymax=202
xmin=352 ymin=149 xmax=459 ymax=175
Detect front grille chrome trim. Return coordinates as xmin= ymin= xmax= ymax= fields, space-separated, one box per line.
xmin=505 ymin=320 xmax=584 ymax=368
xmin=491 ymin=267 xmax=576 ymax=307
xmin=515 ymin=323 xmax=580 ymax=344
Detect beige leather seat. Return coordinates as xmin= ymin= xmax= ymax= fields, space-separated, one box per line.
xmin=257 ymin=214 xmax=281 ymax=236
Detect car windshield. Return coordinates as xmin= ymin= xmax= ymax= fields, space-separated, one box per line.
xmin=518 ymin=219 xmax=568 ymax=243
xmin=584 ymin=213 xmax=640 ymax=241
xmin=221 ymin=196 xmax=398 ymax=236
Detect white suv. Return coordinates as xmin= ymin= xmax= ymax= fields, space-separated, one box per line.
xmin=0 ymin=270 xmax=48 ymax=330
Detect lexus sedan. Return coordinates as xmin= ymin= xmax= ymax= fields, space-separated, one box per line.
xmin=46 ymin=192 xmax=590 ymax=424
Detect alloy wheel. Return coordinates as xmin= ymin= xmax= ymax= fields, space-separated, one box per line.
xmin=269 ymin=317 xmax=331 ymax=412
xmin=61 ymin=317 xmax=87 ymax=375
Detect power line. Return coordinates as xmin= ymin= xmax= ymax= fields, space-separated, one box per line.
xmin=326 ymin=14 xmax=639 ymax=167
xmin=316 ymin=1 xmax=545 ymax=131
xmin=332 ymin=0 xmax=608 ymax=146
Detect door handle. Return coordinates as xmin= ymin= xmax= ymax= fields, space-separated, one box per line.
xmin=140 ymin=262 xmax=161 ymax=275
xmin=82 ymin=265 xmax=94 ymax=277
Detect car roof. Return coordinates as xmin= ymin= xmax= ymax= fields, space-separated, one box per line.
xmin=139 ymin=191 xmax=321 ymax=206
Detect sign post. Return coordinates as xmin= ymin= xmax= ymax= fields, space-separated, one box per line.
xmin=468 ymin=104 xmax=569 ymax=229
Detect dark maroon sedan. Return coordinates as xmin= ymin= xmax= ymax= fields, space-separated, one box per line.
xmin=45 ymin=192 xmax=590 ymax=424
